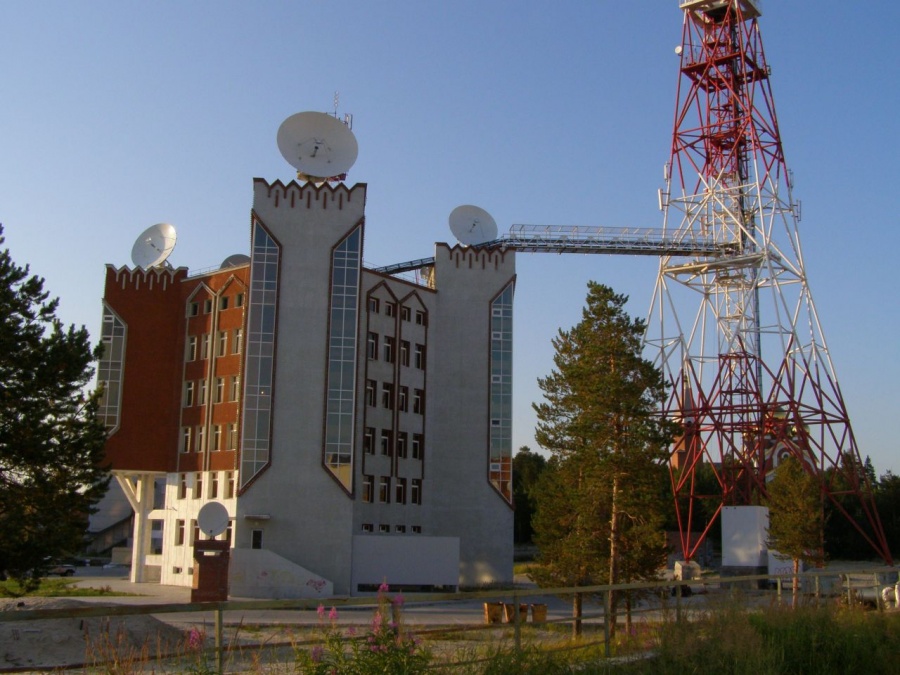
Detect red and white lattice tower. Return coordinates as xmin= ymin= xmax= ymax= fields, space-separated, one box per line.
xmin=645 ymin=0 xmax=891 ymax=562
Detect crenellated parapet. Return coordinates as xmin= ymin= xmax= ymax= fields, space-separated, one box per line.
xmin=434 ymin=243 xmax=514 ymax=272
xmin=105 ymin=264 xmax=189 ymax=292
xmin=252 ymin=178 xmax=367 ymax=212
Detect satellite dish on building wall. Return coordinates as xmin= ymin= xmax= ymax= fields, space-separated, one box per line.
xmin=277 ymin=111 xmax=358 ymax=182
xmin=221 ymin=253 xmax=250 ymax=269
xmin=197 ymin=501 xmax=230 ymax=538
xmin=131 ymin=223 xmax=177 ymax=269
xmin=449 ymin=205 xmax=498 ymax=246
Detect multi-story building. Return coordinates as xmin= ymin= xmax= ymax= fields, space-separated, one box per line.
xmin=98 ymin=178 xmax=515 ymax=597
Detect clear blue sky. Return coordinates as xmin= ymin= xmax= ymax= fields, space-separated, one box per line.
xmin=2 ymin=1 xmax=898 ymax=474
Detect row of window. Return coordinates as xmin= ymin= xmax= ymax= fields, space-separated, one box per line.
xmin=188 ymin=293 xmax=244 ymax=317
xmin=183 ymin=375 xmax=241 ymax=407
xmin=364 ymin=381 xmax=425 ymax=414
xmin=361 ymin=523 xmax=422 ymax=534
xmin=180 ymin=423 xmax=239 ymax=453
xmin=185 ymin=329 xmax=243 ymax=362
xmin=363 ymin=428 xmax=424 ymax=459
xmin=367 ymin=298 xmax=427 ymax=326
xmin=176 ymin=471 xmax=237 ymax=500
xmin=171 ymin=517 xmax=233 ymax=547
xmin=361 ymin=475 xmax=422 ymax=505
xmin=366 ymin=334 xmax=426 ymax=368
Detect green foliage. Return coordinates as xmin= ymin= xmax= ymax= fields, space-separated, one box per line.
xmin=513 ymin=446 xmax=546 ymax=544
xmin=295 ymin=586 xmax=431 ymax=674
xmin=531 ymin=283 xmax=676 ymax=633
xmin=0 ymin=225 xmax=109 ymax=587
xmin=766 ymin=457 xmax=825 ymax=567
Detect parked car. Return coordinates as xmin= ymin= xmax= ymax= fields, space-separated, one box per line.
xmin=47 ymin=564 xmax=76 ymax=577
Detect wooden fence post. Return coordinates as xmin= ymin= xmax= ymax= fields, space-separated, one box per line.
xmin=215 ymin=607 xmax=223 ymax=675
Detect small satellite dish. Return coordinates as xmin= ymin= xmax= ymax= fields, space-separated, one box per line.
xmin=220 ymin=253 xmax=250 ymax=269
xmin=131 ymin=223 xmax=177 ymax=269
xmin=197 ymin=502 xmax=230 ymax=538
xmin=449 ymin=205 xmax=498 ymax=246
xmin=277 ymin=111 xmax=359 ymax=181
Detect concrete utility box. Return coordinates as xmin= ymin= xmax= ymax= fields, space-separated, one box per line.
xmin=674 ymin=560 xmax=701 ymax=581
xmin=191 ymin=540 xmax=230 ymax=602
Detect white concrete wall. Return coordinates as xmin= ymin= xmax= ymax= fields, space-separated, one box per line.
xmin=230 ymin=548 xmax=333 ymax=599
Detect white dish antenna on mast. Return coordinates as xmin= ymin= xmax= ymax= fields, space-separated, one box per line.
xmin=276 ymin=111 xmax=358 ymax=182
xmin=131 ymin=222 xmax=177 ymax=269
xmin=449 ymin=205 xmax=498 ymax=246
xmin=197 ymin=502 xmax=230 ymax=538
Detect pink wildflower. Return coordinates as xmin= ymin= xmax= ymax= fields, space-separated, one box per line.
xmin=188 ymin=627 xmax=204 ymax=650
xmin=328 ymin=606 xmax=338 ymax=621
xmin=392 ymin=593 xmax=405 ymax=607
xmin=378 ymin=581 xmax=390 ymax=593
xmin=372 ymin=611 xmax=383 ymax=629
xmin=347 ymin=626 xmax=357 ymax=636
xmin=317 ymin=604 xmax=326 ymax=619
xmin=310 ymin=645 xmax=324 ymax=663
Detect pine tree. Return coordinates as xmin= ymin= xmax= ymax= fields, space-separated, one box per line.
xmin=765 ymin=457 xmax=824 ymax=608
xmin=531 ymin=282 xmax=676 ymax=637
xmin=0 ymin=225 xmax=109 ymax=590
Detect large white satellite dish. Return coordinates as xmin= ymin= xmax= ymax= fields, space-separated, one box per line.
xmin=197 ymin=502 xmax=230 ymax=538
xmin=131 ymin=223 xmax=177 ymax=269
xmin=449 ymin=205 xmax=498 ymax=246
xmin=277 ymin=111 xmax=358 ymax=181
xmin=220 ymin=253 xmax=250 ymax=269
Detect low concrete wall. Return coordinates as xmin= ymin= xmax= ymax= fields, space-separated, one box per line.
xmin=229 ymin=549 xmax=333 ymax=599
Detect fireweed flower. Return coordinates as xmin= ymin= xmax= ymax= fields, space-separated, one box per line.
xmin=188 ymin=628 xmax=203 ymax=650
xmin=317 ymin=604 xmax=326 ymax=620
xmin=378 ymin=582 xmax=390 ymax=594
xmin=328 ymin=606 xmax=338 ymax=621
xmin=392 ymin=593 xmax=405 ymax=607
xmin=310 ymin=645 xmax=324 ymax=663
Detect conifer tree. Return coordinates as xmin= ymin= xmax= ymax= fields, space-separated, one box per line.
xmin=531 ymin=282 xmax=675 ymax=636
xmin=0 ymin=225 xmax=109 ymax=590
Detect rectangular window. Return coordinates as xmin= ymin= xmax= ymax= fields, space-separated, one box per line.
xmin=233 ymin=328 xmax=243 ymax=354
xmin=380 ymin=429 xmax=393 ymax=456
xmin=412 ymin=525 xmax=422 ymax=534
xmin=396 ymin=525 xmax=406 ymax=533
xmin=385 ymin=302 xmax=395 ymax=317
xmin=400 ymin=340 xmax=410 ymax=367
xmin=412 ymin=434 xmax=423 ymax=460
xmin=190 ymin=518 xmax=199 ymax=545
xmin=396 ymin=477 xmax=407 ymax=504
xmin=224 ymin=521 xmax=233 ymax=544
xmin=217 ymin=331 xmax=227 ymax=357
xmin=209 ymin=472 xmax=219 ymax=499
xmin=398 ymin=386 xmax=409 ymax=412
xmin=204 ymin=299 xmax=213 ymax=314
xmin=225 ymin=471 xmax=235 ymax=499
xmin=415 ymin=310 xmax=427 ymax=326
xmin=362 ymin=523 xmax=374 ymax=533
xmin=397 ymin=432 xmax=408 ymax=459
xmin=401 ymin=306 xmax=411 ymax=321
xmin=411 ymin=479 xmax=422 ymax=505
xmin=365 ymin=380 xmax=376 ymax=407
xmin=200 ymin=334 xmax=210 ymax=359
xmin=383 ymin=336 xmax=395 ymax=363
xmin=368 ymin=297 xmax=380 ymax=313
xmin=212 ymin=425 xmax=222 ymax=451
xmin=199 ymin=380 xmax=207 ymax=406
xmin=362 ymin=475 xmax=374 ymax=503
xmin=413 ymin=389 xmax=425 ymax=415
xmin=189 ymin=302 xmax=199 ymax=317
xmin=178 ymin=473 xmax=187 ymax=499
xmin=367 ymin=332 xmax=378 ymax=360
xmin=381 ymin=382 xmax=394 ymax=410
xmin=186 ymin=336 xmax=198 ymax=362
xmin=379 ymin=477 xmax=390 ymax=503
xmin=193 ymin=472 xmax=203 ymax=499
xmin=219 ymin=296 xmax=229 ymax=311
xmin=251 ymin=529 xmax=263 ymax=549
xmin=195 ymin=426 xmax=205 ymax=453
xmin=235 ymin=293 xmax=244 ymax=308
xmin=230 ymin=375 xmax=240 ymax=402
xmin=414 ymin=344 xmax=426 ymax=369
xmin=227 ymin=423 xmax=238 ymax=450
xmin=364 ymin=427 xmax=375 ymax=454
xmin=181 ymin=427 xmax=192 ymax=453
xmin=379 ymin=524 xmax=390 ymax=534
xmin=175 ymin=519 xmax=185 ymax=546
xmin=215 ymin=377 xmax=224 ymax=403
xmin=184 ymin=381 xmax=195 ymax=407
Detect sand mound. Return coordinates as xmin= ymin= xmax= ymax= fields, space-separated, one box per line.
xmin=1 ymin=597 xmax=189 ymax=671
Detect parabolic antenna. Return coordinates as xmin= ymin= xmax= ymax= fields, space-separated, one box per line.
xmin=277 ymin=111 xmax=358 ymax=181
xmin=197 ymin=501 xmax=230 ymax=538
xmin=131 ymin=223 xmax=177 ymax=269
xmin=220 ymin=253 xmax=250 ymax=269
xmin=449 ymin=205 xmax=498 ymax=246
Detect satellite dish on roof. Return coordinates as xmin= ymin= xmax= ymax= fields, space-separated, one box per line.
xmin=449 ymin=205 xmax=498 ymax=246
xmin=131 ymin=223 xmax=177 ymax=269
xmin=221 ymin=253 xmax=250 ymax=269
xmin=277 ymin=111 xmax=358 ymax=181
xmin=197 ymin=502 xmax=230 ymax=538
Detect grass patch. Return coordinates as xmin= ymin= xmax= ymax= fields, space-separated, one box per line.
xmin=0 ymin=577 xmax=134 ymax=597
